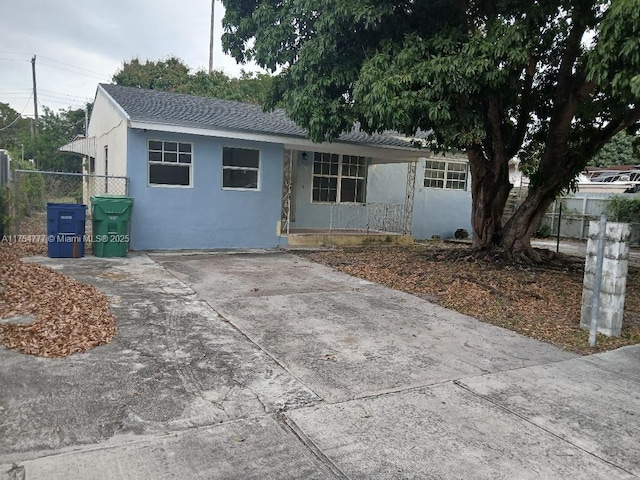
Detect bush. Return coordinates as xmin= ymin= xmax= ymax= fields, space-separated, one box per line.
xmin=12 ymin=159 xmax=45 ymax=216
xmin=535 ymin=223 xmax=552 ymax=238
xmin=606 ymin=196 xmax=640 ymax=223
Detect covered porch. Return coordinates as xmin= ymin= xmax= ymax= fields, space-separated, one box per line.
xmin=278 ymin=142 xmax=423 ymax=247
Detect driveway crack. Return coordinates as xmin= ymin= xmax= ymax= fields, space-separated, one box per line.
xmin=275 ymin=414 xmax=350 ymax=480
xmin=452 ymin=380 xmax=636 ymax=477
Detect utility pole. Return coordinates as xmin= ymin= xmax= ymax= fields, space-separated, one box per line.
xmin=31 ymin=55 xmax=39 ymax=137
xmin=209 ymin=0 xmax=215 ymax=73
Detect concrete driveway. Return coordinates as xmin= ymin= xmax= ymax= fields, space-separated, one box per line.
xmin=1 ymin=251 xmax=639 ymax=479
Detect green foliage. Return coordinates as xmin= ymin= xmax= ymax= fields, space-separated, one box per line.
xmin=112 ymin=57 xmax=273 ymax=105
xmin=112 ymin=57 xmax=190 ymax=92
xmin=2 ymin=105 xmax=88 ymax=173
xmin=12 ymin=158 xmax=46 ymax=216
xmin=222 ymin=0 xmax=639 ymax=149
xmin=222 ymin=0 xmax=640 ymax=251
xmin=25 ymin=106 xmax=86 ymax=172
xmin=588 ymin=132 xmax=640 ymax=167
xmin=606 ymin=195 xmax=640 ymax=223
xmin=535 ymin=223 xmax=552 ymax=238
xmin=0 ymin=102 xmax=31 ymax=151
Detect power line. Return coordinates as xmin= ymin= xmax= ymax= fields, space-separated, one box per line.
xmin=0 ymin=51 xmax=112 ymax=78
xmin=0 ymin=95 xmax=32 ymax=131
xmin=0 ymin=51 xmax=30 ymax=56
xmin=38 ymin=60 xmax=111 ymax=81
xmin=0 ymin=57 xmax=30 ymax=63
xmin=37 ymin=95 xmax=89 ymax=107
xmin=39 ymin=89 xmax=92 ymax=101
xmin=38 ymin=55 xmax=112 ymax=78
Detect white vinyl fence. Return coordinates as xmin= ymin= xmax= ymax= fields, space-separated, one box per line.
xmin=539 ymin=193 xmax=640 ymax=245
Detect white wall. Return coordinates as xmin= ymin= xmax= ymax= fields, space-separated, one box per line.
xmin=88 ymin=90 xmax=128 ymax=178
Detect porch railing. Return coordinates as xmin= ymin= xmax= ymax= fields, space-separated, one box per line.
xmin=327 ymin=202 xmax=407 ymax=234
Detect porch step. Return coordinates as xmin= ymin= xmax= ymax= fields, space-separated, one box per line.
xmin=285 ymin=232 xmax=414 ymax=247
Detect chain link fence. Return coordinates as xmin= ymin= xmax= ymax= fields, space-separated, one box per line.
xmin=6 ymin=169 xmax=129 ymax=237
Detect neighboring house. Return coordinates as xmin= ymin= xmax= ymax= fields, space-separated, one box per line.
xmin=67 ymin=84 xmax=472 ymax=250
xmin=509 ymin=158 xmax=640 ymax=194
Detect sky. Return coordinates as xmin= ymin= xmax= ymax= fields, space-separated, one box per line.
xmin=0 ymin=0 xmax=262 ymax=117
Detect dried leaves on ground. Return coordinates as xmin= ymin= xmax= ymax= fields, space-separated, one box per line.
xmin=301 ymin=242 xmax=640 ymax=355
xmin=0 ymin=241 xmax=116 ymax=358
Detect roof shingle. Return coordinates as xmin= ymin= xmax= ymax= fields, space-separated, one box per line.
xmin=100 ymin=84 xmax=416 ymax=150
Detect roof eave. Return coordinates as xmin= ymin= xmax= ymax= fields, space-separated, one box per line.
xmin=129 ymin=120 xmax=425 ymax=160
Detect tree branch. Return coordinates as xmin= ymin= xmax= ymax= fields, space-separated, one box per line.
xmin=583 ymin=106 xmax=640 ymax=159
xmin=539 ymin=2 xmax=595 ymax=170
xmin=506 ymin=55 xmax=536 ymax=159
xmin=487 ymin=94 xmax=507 ymax=163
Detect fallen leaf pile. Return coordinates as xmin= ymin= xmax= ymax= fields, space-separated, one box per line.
xmin=0 ymin=242 xmax=117 ymax=357
xmin=301 ymin=242 xmax=640 ymax=354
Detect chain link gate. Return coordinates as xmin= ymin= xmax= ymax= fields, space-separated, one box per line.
xmin=8 ymin=170 xmax=129 ymax=239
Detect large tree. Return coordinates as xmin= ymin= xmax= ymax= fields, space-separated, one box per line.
xmin=113 ymin=57 xmax=273 ymax=105
xmin=588 ymin=132 xmax=640 ymax=167
xmin=0 ymin=103 xmax=31 ymax=151
xmin=222 ymin=0 xmax=640 ymax=259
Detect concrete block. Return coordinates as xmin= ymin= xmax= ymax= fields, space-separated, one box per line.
xmin=588 ymin=220 xmax=601 ymax=239
xmin=580 ymin=301 xmax=624 ymax=337
xmin=606 ymin=222 xmax=631 ymax=243
xmin=597 ymin=308 xmax=624 ymax=336
xmin=604 ymin=241 xmax=630 ymax=261
xmin=598 ymin=292 xmax=626 ymax=312
xmin=587 ymin=221 xmax=631 ymax=248
xmin=586 ymin=239 xmax=599 ymax=257
xmin=580 ymin=303 xmax=591 ymax=330
xmin=582 ymin=221 xmax=630 ymax=337
xmin=605 ymin=259 xmax=630 ymax=280
xmin=583 ymin=274 xmax=594 ymax=291
xmin=600 ymin=275 xmax=628 ymax=296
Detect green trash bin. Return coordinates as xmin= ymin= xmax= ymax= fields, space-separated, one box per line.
xmin=91 ymin=195 xmax=134 ymax=257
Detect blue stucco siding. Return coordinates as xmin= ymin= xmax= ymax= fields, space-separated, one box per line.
xmin=126 ymin=129 xmax=284 ymax=250
xmin=367 ymin=158 xmax=472 ymax=239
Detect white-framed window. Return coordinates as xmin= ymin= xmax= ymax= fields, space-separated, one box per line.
xmin=312 ymin=152 xmax=367 ymax=203
xmin=222 ymin=147 xmax=260 ymax=190
xmin=148 ymin=140 xmax=192 ymax=187
xmin=423 ymin=159 xmax=468 ymax=190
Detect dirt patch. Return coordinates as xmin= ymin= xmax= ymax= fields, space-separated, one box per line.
xmin=300 ymin=242 xmax=640 ymax=354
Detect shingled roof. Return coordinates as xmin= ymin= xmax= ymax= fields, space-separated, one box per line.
xmin=99 ymin=84 xmax=417 ymax=150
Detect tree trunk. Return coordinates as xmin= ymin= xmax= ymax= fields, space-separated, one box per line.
xmin=468 ymin=147 xmax=512 ymax=251
xmin=499 ymin=188 xmax=556 ymax=260
xmin=468 ymin=147 xmax=571 ymax=261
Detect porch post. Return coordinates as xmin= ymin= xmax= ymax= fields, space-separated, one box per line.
xmin=403 ymin=160 xmax=417 ymax=235
xmin=281 ymin=149 xmax=293 ymax=235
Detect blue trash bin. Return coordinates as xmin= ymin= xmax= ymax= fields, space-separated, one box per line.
xmin=46 ymin=203 xmax=87 ymax=258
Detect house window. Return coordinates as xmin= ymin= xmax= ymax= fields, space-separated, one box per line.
xmin=424 ymin=160 xmax=468 ymax=190
xmin=312 ymin=152 xmax=366 ymax=203
xmin=222 ymin=147 xmax=260 ymax=189
xmin=148 ymin=140 xmax=192 ymax=186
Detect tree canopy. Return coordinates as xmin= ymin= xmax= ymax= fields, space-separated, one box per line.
xmin=0 ymin=103 xmax=88 ymax=173
xmin=222 ymin=0 xmax=640 ymax=258
xmin=112 ymin=57 xmax=273 ymax=105
xmin=588 ymin=132 xmax=640 ymax=167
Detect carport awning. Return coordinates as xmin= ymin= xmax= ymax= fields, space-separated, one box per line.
xmin=59 ymin=136 xmax=95 ymax=157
